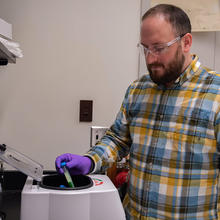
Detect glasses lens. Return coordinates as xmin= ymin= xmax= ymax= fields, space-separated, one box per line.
xmin=153 ymin=46 xmax=166 ymax=55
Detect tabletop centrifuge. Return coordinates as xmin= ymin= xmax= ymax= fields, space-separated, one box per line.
xmin=0 ymin=144 xmax=126 ymax=220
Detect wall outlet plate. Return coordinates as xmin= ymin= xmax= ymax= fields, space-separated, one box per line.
xmin=90 ymin=126 xmax=108 ymax=147
xmin=79 ymin=100 xmax=93 ymax=122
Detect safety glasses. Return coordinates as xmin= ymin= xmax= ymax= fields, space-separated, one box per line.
xmin=138 ymin=33 xmax=186 ymax=57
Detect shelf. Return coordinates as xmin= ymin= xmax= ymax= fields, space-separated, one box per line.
xmin=0 ymin=41 xmax=16 ymax=65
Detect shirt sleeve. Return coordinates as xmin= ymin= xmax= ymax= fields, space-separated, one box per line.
xmin=84 ymin=85 xmax=132 ymax=173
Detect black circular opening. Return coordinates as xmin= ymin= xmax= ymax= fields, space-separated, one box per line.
xmin=39 ymin=174 xmax=93 ymax=190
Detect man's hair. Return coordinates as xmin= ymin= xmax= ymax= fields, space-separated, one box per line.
xmin=142 ymin=4 xmax=191 ymax=36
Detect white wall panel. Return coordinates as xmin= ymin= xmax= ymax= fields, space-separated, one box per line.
xmin=214 ymin=32 xmax=220 ymax=72
xmin=191 ymin=32 xmax=215 ymax=70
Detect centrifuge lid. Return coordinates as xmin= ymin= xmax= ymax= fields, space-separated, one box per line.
xmin=0 ymin=144 xmax=43 ymax=181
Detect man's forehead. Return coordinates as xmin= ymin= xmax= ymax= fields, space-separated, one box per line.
xmin=141 ymin=15 xmax=175 ymax=42
xmin=141 ymin=14 xmax=171 ymax=30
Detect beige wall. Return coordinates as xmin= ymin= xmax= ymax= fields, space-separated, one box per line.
xmin=0 ymin=0 xmax=140 ymax=170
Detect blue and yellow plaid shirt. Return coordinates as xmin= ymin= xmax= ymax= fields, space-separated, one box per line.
xmin=86 ymin=55 xmax=220 ymax=219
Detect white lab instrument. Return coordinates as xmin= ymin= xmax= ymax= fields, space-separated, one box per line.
xmin=0 ymin=144 xmax=126 ymax=220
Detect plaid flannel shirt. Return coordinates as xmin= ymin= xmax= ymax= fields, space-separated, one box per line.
xmin=85 ymin=55 xmax=220 ymax=219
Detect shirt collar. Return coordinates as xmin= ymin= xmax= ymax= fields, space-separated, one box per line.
xmin=174 ymin=54 xmax=200 ymax=87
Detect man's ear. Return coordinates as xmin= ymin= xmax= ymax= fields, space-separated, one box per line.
xmin=181 ymin=33 xmax=192 ymax=53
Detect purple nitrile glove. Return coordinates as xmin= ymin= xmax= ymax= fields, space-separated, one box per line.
xmin=55 ymin=153 xmax=92 ymax=175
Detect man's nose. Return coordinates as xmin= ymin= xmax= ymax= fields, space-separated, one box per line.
xmin=146 ymin=52 xmax=158 ymax=64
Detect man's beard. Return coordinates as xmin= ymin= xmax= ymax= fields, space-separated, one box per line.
xmin=147 ymin=46 xmax=185 ymax=86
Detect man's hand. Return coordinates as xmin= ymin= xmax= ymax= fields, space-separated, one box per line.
xmin=55 ymin=153 xmax=92 ymax=175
